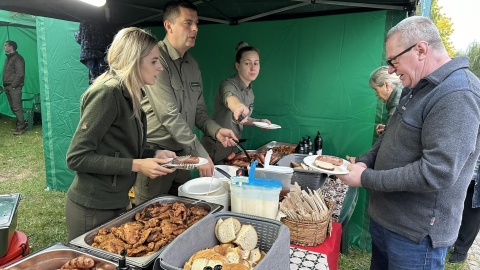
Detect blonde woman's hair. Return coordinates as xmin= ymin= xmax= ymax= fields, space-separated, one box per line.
xmin=369 ymin=66 xmax=401 ymax=89
xmin=90 ymin=27 xmax=158 ymax=119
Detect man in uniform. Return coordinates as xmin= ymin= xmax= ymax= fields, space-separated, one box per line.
xmin=134 ymin=0 xmax=239 ymax=204
xmin=2 ymin=40 xmax=26 ymax=135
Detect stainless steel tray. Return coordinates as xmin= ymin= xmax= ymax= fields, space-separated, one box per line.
xmin=4 ymin=243 xmax=117 ymax=270
xmin=0 ymin=193 xmax=21 ymax=257
xmin=69 ymin=195 xmax=222 ymax=269
xmin=256 ymin=141 xmax=297 ymax=154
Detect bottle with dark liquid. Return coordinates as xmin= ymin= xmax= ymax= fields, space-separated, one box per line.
xmin=307 ymin=136 xmax=313 ymax=155
xmin=314 ymin=131 xmax=323 ymax=155
xmin=295 ymin=140 xmax=305 ymax=154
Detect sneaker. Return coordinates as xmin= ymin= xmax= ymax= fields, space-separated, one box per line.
xmin=13 ymin=127 xmax=27 ymax=135
xmin=448 ymin=251 xmax=467 ymax=263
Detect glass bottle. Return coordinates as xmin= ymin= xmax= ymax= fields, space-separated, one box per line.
xmin=314 ymin=131 xmax=323 ymax=155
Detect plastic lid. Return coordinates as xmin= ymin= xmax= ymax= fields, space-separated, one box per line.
xmin=255 ymin=166 xmax=294 ymax=174
xmin=227 ymin=161 xmax=281 ymax=189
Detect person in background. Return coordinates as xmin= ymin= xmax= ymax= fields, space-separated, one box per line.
xmin=74 ymin=21 xmax=116 ymax=84
xmin=2 ymin=40 xmax=26 ymax=135
xmin=368 ymin=66 xmax=403 ymax=135
xmin=201 ymin=41 xmax=271 ymax=163
xmin=65 ymin=27 xmax=176 ymax=241
xmin=449 ymin=159 xmax=480 ymax=263
xmin=338 ymin=16 xmax=480 ymax=269
xmin=134 ymin=0 xmax=238 ymax=204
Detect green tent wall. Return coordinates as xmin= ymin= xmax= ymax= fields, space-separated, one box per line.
xmin=26 ymin=10 xmax=405 ymax=250
xmin=0 ymin=11 xmax=40 ymax=118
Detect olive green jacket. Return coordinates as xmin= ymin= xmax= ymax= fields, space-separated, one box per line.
xmin=66 ymin=77 xmax=155 ymax=209
xmin=142 ymin=38 xmax=221 ymax=158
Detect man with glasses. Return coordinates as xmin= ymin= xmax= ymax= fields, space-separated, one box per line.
xmin=338 ymin=16 xmax=480 ymax=269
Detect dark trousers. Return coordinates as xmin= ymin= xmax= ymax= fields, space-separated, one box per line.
xmin=453 ymin=180 xmax=480 ymax=254
xmin=65 ymin=197 xmax=127 ymax=241
xmin=5 ymin=85 xmax=25 ymax=129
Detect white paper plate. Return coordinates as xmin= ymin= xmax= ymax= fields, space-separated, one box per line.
xmin=253 ymin=122 xmax=281 ymax=129
xmin=182 ymin=177 xmax=223 ymax=195
xmin=214 ymin=165 xmax=239 ymax=179
xmin=163 ymin=157 xmax=209 ymax=168
xmin=303 ymin=155 xmax=350 ymax=175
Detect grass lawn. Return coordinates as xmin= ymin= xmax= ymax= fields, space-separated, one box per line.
xmin=0 ymin=115 xmax=468 ymax=269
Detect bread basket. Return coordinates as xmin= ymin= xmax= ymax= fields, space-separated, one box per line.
xmin=281 ymin=197 xmax=333 ymax=246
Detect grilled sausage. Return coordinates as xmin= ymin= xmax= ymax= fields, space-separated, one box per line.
xmin=181 ymin=156 xmax=200 ymax=164
xmin=226 ymin=152 xmax=236 ymax=161
xmin=315 ymin=155 xmax=344 ymax=166
xmin=60 ymin=256 xmax=95 ymax=269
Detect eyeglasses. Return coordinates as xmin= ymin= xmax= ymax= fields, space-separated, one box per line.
xmin=386 ymin=44 xmax=416 ymax=67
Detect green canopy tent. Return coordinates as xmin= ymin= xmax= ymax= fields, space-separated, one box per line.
xmin=0 ymin=0 xmax=420 ymax=251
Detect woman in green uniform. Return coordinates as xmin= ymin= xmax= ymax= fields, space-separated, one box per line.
xmin=201 ymin=42 xmax=271 ymax=163
xmin=65 ymin=27 xmax=176 ymax=241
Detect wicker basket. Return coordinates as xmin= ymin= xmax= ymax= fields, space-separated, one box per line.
xmin=281 ymin=198 xmax=334 ymax=246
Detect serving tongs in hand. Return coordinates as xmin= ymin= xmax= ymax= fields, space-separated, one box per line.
xmin=161 ymin=155 xmax=196 ymax=170
xmin=232 ymin=139 xmax=253 ymax=163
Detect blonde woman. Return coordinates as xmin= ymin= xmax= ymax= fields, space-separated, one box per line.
xmin=65 ymin=27 xmax=175 ymax=241
xmin=369 ymin=66 xmax=404 ymax=135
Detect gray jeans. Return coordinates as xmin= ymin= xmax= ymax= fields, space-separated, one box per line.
xmin=5 ymin=85 xmax=25 ymax=128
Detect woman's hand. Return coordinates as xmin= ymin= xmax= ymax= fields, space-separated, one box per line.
xmin=232 ymin=105 xmax=250 ymax=124
xmin=132 ymin=158 xmax=175 ymax=179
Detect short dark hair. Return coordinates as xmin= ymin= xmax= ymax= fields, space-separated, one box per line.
xmin=6 ymin=40 xmax=18 ymax=51
xmin=163 ymin=0 xmax=197 ymax=23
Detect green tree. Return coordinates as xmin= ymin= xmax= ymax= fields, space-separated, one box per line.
xmin=429 ymin=0 xmax=455 ymax=57
xmin=465 ymin=41 xmax=480 ymax=78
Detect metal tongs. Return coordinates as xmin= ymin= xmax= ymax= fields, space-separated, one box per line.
xmin=232 ymin=139 xmax=252 ymax=163
xmin=161 ymin=155 xmax=196 ymax=170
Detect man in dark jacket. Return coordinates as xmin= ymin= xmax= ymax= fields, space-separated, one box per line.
xmin=2 ymin=40 xmax=26 ymax=135
xmin=74 ymin=21 xmax=116 ymax=84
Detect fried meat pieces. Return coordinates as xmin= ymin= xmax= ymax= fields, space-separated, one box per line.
xmin=91 ymin=202 xmax=208 ymax=257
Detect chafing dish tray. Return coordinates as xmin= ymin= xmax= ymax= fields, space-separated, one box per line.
xmin=0 ymin=193 xmax=21 ymax=257
xmin=256 ymin=141 xmax=297 ymax=156
xmin=3 ymin=243 xmax=117 ymax=270
xmin=69 ymin=195 xmax=222 ymax=269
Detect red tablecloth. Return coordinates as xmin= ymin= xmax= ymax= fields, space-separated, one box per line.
xmin=290 ymin=221 xmax=342 ymax=270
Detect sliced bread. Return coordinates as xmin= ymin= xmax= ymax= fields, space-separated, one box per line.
xmin=240 ymin=248 xmax=250 ymax=260
xmin=225 ymin=247 xmax=242 ymax=264
xmin=314 ymin=160 xmax=335 ymax=171
xmin=249 ymin=247 xmax=261 ymax=264
xmin=217 ymin=217 xmax=237 ymax=243
xmin=233 ymin=224 xmax=258 ymax=251
xmin=214 ymin=218 xmax=224 ymax=240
